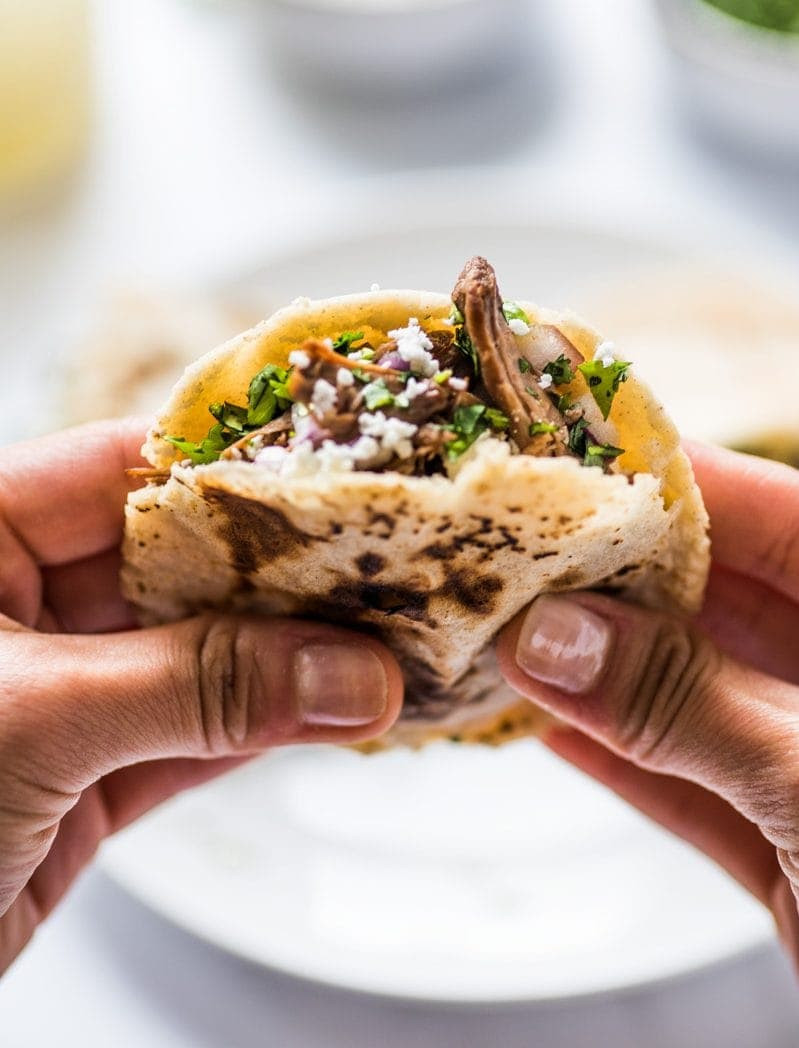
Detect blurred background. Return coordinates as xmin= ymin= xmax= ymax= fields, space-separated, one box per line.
xmin=2 ymin=0 xmax=799 ymax=1044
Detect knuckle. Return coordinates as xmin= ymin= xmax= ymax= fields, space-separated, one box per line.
xmin=194 ymin=616 xmax=255 ymax=755
xmin=616 ymin=620 xmax=721 ymax=766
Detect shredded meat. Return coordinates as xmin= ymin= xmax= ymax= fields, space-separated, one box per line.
xmin=452 ymin=257 xmax=572 ymax=455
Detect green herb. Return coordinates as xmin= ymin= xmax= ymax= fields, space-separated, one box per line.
xmin=448 ymin=305 xmax=465 ymax=326
xmin=702 ymin=0 xmax=799 ymax=32
xmin=165 ymin=425 xmax=235 ymax=466
xmin=525 ymin=385 xmax=540 ymax=398
xmin=209 ymin=401 xmax=249 ymax=432
xmin=455 ymin=323 xmax=479 ymax=377
xmin=445 ymin=403 xmax=508 ymax=458
xmin=518 ymin=357 xmax=532 ymax=374
xmin=165 ymin=362 xmax=296 ymax=465
xmin=583 ymin=443 xmax=625 ymax=469
xmin=577 ymin=358 xmax=631 ymax=420
xmin=529 ymin=421 xmax=559 ymax=436
xmin=543 ymin=354 xmax=575 ymax=386
xmin=568 ymin=417 xmax=590 ymax=457
xmin=332 ymin=330 xmax=365 ymax=353
xmin=485 ymin=408 xmax=510 ymax=430
xmin=363 ymin=379 xmax=395 ymax=411
xmin=503 ymin=302 xmax=529 ymax=324
xmin=557 ymin=393 xmax=573 ymax=412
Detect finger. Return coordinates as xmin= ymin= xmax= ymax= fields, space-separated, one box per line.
xmin=0 ymin=615 xmax=403 ymax=795
xmin=698 ymin=564 xmax=799 ymax=686
xmin=496 ymin=593 xmax=799 ymax=840
xmin=686 ymin=441 xmax=799 ymax=604
xmin=39 ymin=548 xmax=138 ymax=634
xmin=0 ymin=418 xmax=146 ymax=626
xmin=98 ymin=756 xmax=250 ymax=832
xmin=5 ymin=757 xmax=248 ymax=926
xmin=544 ymin=726 xmax=780 ymax=906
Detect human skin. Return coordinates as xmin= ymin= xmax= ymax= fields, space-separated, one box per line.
xmin=0 ymin=419 xmax=402 ymax=975
xmin=497 ymin=442 xmax=799 ymax=968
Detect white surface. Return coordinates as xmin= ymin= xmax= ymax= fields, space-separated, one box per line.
xmin=100 ymin=744 xmax=772 ymax=1002
xmin=2 ymin=0 xmax=799 ymax=1041
xmin=655 ymin=0 xmax=799 ymax=156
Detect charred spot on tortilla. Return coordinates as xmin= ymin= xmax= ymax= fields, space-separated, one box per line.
xmin=441 ymin=570 xmax=503 ymax=615
xmin=355 ymin=552 xmax=386 ymax=577
xmin=204 ymin=490 xmax=312 ymax=573
xmin=327 ymin=580 xmax=430 ymax=622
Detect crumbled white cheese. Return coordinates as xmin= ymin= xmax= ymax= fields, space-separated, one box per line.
xmin=323 ymin=337 xmax=334 ymax=350
xmin=348 ymin=347 xmax=374 ymax=362
xmin=594 ymin=340 xmax=616 ymax=368
xmin=539 ymin=373 xmax=553 ymax=390
xmin=448 ymin=376 xmax=468 ymax=391
xmin=388 ymin=317 xmax=437 ymax=377
xmin=316 ymin=440 xmax=357 ymax=473
xmin=278 ymin=441 xmax=319 ymax=479
xmin=508 ymin=318 xmax=530 ymax=337
xmin=337 ymin=368 xmax=355 ymax=387
xmin=254 ymin=445 xmax=288 ymax=469
xmin=370 ymin=282 xmax=381 ymax=292
xmin=310 ymin=378 xmax=338 ymax=417
xmin=290 ymin=402 xmax=313 ymax=443
xmin=404 ymin=376 xmax=430 ymax=401
xmin=359 ymin=410 xmax=418 ymax=459
xmin=350 ymin=435 xmax=381 ymax=461
xmin=289 ymin=349 xmax=311 ymax=369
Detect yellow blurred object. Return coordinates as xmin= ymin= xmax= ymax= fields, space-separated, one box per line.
xmin=0 ymin=0 xmax=91 ymax=209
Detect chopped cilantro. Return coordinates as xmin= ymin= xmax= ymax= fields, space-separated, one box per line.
xmin=503 ymin=302 xmax=529 ymax=324
xmin=518 ymin=357 xmax=532 ymax=374
xmin=165 ymin=361 xmax=296 ymax=465
xmin=209 ymin=401 xmax=249 ymax=432
xmin=165 ymin=425 xmax=234 ymax=466
xmin=543 ymin=354 xmax=575 ymax=386
xmin=577 ymin=358 xmax=631 ymax=420
xmin=453 ymin=403 xmax=486 ymax=436
xmin=445 ymin=403 xmax=508 ymax=458
xmin=529 ymin=421 xmax=559 ymax=436
xmin=557 ymin=393 xmax=573 ymax=412
xmin=363 ymin=379 xmax=395 ymax=411
xmin=485 ymin=408 xmax=510 ymax=430
xmin=568 ymin=417 xmax=590 ymax=457
xmin=583 ymin=443 xmax=625 ymax=469
xmin=247 ymin=363 xmax=293 ymax=421
xmin=332 ymin=330 xmax=364 ymax=353
xmin=455 ymin=323 xmax=479 ymax=377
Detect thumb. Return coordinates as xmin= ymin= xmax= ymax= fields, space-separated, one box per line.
xmin=496 ymin=593 xmax=796 ymax=823
xmin=2 ymin=615 xmax=402 ymax=789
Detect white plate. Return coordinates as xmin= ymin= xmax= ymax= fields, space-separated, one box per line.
xmin=100 ymin=217 xmax=788 ymax=1003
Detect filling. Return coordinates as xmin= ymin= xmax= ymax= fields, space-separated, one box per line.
xmin=165 ymin=257 xmax=630 ymax=477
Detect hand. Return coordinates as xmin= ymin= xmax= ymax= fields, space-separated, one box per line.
xmin=496 ymin=443 xmax=799 ymax=967
xmin=0 ymin=419 xmax=402 ymax=975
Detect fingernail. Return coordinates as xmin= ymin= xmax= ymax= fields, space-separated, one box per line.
xmin=515 ymin=596 xmax=613 ymax=695
xmin=293 ymin=644 xmax=388 ymax=727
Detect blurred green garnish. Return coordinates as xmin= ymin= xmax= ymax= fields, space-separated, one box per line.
xmin=702 ymin=0 xmax=799 ymax=32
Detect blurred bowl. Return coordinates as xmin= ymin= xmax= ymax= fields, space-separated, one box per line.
xmin=255 ymin=0 xmax=532 ymax=98
xmin=654 ymin=0 xmax=799 ymax=157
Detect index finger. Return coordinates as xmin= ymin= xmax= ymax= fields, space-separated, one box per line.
xmin=685 ymin=441 xmax=799 ymax=604
xmin=0 ymin=418 xmax=147 ymax=567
